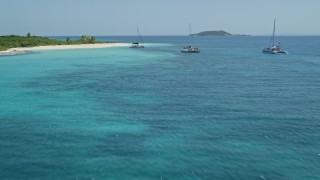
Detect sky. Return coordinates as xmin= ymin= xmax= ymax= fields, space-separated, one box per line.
xmin=0 ymin=0 xmax=319 ymax=36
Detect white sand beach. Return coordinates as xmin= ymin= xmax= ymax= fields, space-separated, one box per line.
xmin=0 ymin=43 xmax=131 ymax=55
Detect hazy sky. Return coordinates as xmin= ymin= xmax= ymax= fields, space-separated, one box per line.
xmin=1 ymin=0 xmax=319 ymax=36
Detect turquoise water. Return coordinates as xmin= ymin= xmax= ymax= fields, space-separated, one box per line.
xmin=0 ymin=36 xmax=320 ymax=179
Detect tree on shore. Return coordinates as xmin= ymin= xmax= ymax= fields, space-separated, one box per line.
xmin=66 ymin=37 xmax=71 ymax=44
xmin=80 ymin=35 xmax=96 ymax=44
xmin=89 ymin=36 xmax=96 ymax=44
xmin=27 ymin=33 xmax=31 ymax=37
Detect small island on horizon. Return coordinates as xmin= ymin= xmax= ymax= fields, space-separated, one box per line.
xmin=191 ymin=30 xmax=250 ymax=36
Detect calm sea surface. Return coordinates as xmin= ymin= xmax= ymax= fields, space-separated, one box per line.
xmin=0 ymin=36 xmax=319 ymax=179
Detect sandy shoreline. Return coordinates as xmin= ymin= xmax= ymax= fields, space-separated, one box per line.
xmin=0 ymin=43 xmax=131 ymax=55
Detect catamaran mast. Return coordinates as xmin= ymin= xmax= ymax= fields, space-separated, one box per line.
xmin=137 ymin=28 xmax=144 ymax=44
xmin=268 ymin=19 xmax=276 ymax=47
xmin=272 ymin=19 xmax=276 ymax=47
xmin=188 ymin=23 xmax=192 ymax=46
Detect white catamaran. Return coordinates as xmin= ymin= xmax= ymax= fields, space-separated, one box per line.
xmin=131 ymin=28 xmax=144 ymax=48
xmin=181 ymin=24 xmax=200 ymax=53
xmin=263 ymin=19 xmax=288 ymax=54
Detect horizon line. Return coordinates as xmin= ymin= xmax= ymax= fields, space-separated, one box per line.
xmin=2 ymin=34 xmax=320 ymax=37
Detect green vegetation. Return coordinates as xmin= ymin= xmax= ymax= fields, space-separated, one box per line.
xmin=66 ymin=37 xmax=71 ymax=43
xmin=0 ymin=35 xmax=101 ymax=51
xmin=80 ymin=35 xmax=96 ymax=44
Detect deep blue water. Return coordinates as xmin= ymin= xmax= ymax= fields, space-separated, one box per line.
xmin=0 ymin=36 xmax=320 ymax=179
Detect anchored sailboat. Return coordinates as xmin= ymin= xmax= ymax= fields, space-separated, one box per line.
xmin=181 ymin=24 xmax=200 ymax=53
xmin=263 ymin=19 xmax=288 ymax=54
xmin=131 ymin=28 xmax=144 ymax=48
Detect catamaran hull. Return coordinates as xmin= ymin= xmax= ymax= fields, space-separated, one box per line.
xmin=181 ymin=50 xmax=200 ymax=53
xmin=130 ymin=43 xmax=144 ymax=48
xmin=181 ymin=46 xmax=200 ymax=53
xmin=263 ymin=49 xmax=288 ymax=54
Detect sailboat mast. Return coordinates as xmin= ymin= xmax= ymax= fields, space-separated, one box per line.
xmin=188 ymin=23 xmax=192 ymax=46
xmin=137 ymin=28 xmax=144 ymax=44
xmin=272 ymin=19 xmax=276 ymax=46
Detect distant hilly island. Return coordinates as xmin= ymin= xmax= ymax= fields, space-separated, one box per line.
xmin=191 ymin=30 xmax=250 ymax=36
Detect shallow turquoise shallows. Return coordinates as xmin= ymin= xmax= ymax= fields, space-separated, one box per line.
xmin=0 ymin=36 xmax=320 ymax=179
